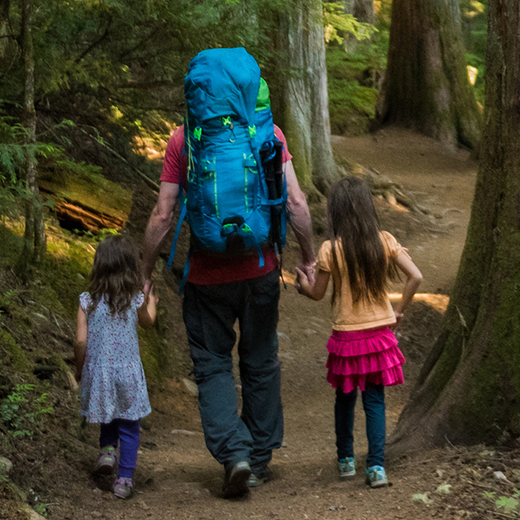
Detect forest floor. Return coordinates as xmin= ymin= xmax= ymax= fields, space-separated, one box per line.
xmin=9 ymin=128 xmax=520 ymax=520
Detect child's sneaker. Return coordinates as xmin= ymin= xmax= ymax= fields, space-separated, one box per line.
xmin=365 ymin=465 xmax=388 ymax=488
xmin=95 ymin=447 xmax=116 ymax=475
xmin=337 ymin=456 xmax=356 ymax=478
xmin=112 ymin=476 xmax=133 ymax=499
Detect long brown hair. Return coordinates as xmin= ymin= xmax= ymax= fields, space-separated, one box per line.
xmin=88 ymin=234 xmax=142 ymax=316
xmin=328 ymin=176 xmax=398 ymax=305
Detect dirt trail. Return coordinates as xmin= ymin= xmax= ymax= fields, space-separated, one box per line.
xmin=332 ymin=129 xmax=476 ymax=294
xmin=53 ymin=129 xmax=478 ymax=520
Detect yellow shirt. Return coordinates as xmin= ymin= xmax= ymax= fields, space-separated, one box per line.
xmin=317 ymin=231 xmax=404 ymax=331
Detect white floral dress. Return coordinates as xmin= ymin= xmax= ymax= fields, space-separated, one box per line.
xmin=79 ymin=292 xmax=151 ymax=424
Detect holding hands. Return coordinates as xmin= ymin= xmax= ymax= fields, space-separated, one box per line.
xmin=295 ymin=263 xmax=330 ymax=302
xmin=295 ymin=265 xmax=313 ymax=297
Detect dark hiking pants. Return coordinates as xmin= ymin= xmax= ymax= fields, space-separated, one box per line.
xmin=183 ymin=270 xmax=283 ymax=473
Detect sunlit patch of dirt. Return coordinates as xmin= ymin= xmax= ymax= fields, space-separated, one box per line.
xmin=389 ymin=293 xmax=449 ymax=313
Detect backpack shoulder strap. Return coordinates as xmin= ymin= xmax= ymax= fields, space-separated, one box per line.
xmin=167 ymin=185 xmax=188 ymax=270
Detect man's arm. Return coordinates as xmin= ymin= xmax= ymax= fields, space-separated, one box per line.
xmin=284 ymin=160 xmax=316 ymax=283
xmin=142 ymin=182 xmax=179 ymax=283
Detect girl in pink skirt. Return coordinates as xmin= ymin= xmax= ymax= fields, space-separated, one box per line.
xmin=295 ymin=176 xmax=422 ymax=488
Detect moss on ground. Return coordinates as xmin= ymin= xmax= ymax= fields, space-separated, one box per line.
xmin=0 ymin=329 xmax=33 ymax=373
xmin=39 ymin=168 xmax=132 ymax=220
xmin=139 ymin=327 xmax=173 ymax=392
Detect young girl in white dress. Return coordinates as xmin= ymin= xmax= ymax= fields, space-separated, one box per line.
xmin=75 ymin=234 xmax=156 ymax=499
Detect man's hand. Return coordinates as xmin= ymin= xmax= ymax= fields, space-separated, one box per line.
xmin=298 ymin=260 xmax=316 ymax=286
xmin=143 ymin=279 xmax=153 ymax=300
xmin=144 ymin=280 xmax=159 ymax=305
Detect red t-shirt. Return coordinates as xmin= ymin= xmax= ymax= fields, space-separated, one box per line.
xmin=160 ymin=124 xmax=292 ymax=285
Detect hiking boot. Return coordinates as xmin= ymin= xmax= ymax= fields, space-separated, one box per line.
xmin=365 ymin=466 xmax=388 ymax=488
xmin=337 ymin=456 xmax=356 ymax=478
xmin=247 ymin=465 xmax=272 ymax=488
xmin=112 ymin=476 xmax=134 ymax=499
xmin=222 ymin=461 xmax=251 ymax=498
xmin=95 ymin=447 xmax=116 ymax=475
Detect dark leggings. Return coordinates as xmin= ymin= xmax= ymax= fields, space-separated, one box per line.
xmin=100 ymin=418 xmax=140 ymax=478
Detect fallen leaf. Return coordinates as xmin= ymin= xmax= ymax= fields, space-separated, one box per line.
xmin=412 ymin=493 xmax=433 ymax=505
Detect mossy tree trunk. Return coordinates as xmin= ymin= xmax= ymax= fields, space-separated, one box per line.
xmin=378 ymin=0 xmax=481 ymax=149
xmin=276 ymin=1 xmax=337 ymax=192
xmin=388 ymin=0 xmax=520 ymax=457
xmin=20 ymin=0 xmax=45 ymax=270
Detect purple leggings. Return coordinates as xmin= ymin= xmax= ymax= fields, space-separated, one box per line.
xmin=100 ymin=419 xmax=140 ymax=478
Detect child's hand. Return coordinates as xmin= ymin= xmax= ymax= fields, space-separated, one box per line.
xmin=390 ymin=311 xmax=404 ymax=331
xmin=145 ymin=281 xmax=159 ymax=304
xmin=294 ymin=266 xmax=310 ymax=296
xmin=75 ymin=367 xmax=82 ymax=383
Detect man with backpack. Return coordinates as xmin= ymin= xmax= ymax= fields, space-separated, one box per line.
xmin=142 ymin=48 xmax=315 ymax=498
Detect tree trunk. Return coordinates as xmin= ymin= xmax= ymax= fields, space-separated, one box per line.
xmin=0 ymin=0 xmax=10 ymax=57
xmin=352 ymin=0 xmax=375 ymax=25
xmin=277 ymin=1 xmax=337 ymax=192
xmin=339 ymin=0 xmax=375 ymax=53
xmin=339 ymin=0 xmax=375 ymax=22
xmin=388 ymin=0 xmax=520 ymax=457
xmin=20 ymin=0 xmax=45 ymax=269
xmin=378 ymin=0 xmax=481 ymax=149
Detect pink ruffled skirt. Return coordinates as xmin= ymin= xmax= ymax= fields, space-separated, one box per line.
xmin=326 ymin=327 xmax=405 ymax=394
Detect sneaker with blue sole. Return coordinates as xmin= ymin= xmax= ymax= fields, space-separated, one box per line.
xmin=365 ymin=465 xmax=388 ymax=488
xmin=338 ymin=456 xmax=356 ymax=478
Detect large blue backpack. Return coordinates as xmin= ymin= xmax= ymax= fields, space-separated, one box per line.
xmin=168 ymin=48 xmax=287 ymax=288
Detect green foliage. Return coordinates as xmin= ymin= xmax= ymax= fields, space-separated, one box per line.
xmin=325 ymin=2 xmax=389 ymax=135
xmin=0 ymin=384 xmax=54 ymax=439
xmin=0 ymin=114 xmax=27 ymax=219
xmin=496 ymin=496 xmax=519 ymax=512
xmin=323 ymin=2 xmax=376 ymax=45
xmin=32 ymin=502 xmax=49 ymax=518
xmin=326 ymin=45 xmax=384 ymax=135
xmin=461 ymin=0 xmax=487 ymax=105
xmin=483 ymin=488 xmax=520 ymax=516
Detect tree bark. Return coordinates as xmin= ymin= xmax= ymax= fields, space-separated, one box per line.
xmin=0 ymin=0 xmax=10 ymax=57
xmin=352 ymin=0 xmax=375 ymax=25
xmin=378 ymin=0 xmax=481 ymax=149
xmin=388 ymin=0 xmax=520 ymax=457
xmin=276 ymin=1 xmax=337 ymax=192
xmin=20 ymin=0 xmax=45 ymax=269
xmin=338 ymin=0 xmax=376 ymax=22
